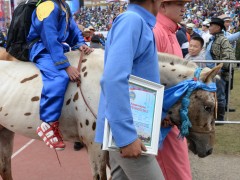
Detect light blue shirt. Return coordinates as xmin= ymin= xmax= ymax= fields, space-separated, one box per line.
xmin=95 ymin=4 xmax=160 ymax=147
xmin=224 ymin=30 xmax=240 ymax=48
xmin=205 ymin=36 xmax=215 ymax=68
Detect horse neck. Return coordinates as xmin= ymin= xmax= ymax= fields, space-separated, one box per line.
xmin=159 ymin=60 xmax=196 ymax=88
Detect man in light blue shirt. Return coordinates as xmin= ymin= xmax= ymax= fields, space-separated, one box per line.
xmin=218 ymin=14 xmax=240 ymax=48
xmin=95 ymin=0 xmax=164 ymax=179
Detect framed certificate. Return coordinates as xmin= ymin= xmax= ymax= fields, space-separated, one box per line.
xmin=102 ymin=75 xmax=164 ymax=155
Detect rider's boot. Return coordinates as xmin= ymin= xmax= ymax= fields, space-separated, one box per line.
xmin=37 ymin=121 xmax=65 ymax=150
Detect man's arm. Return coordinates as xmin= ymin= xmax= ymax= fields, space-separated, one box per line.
xmin=101 ymin=13 xmax=141 ymax=148
xmin=220 ymin=38 xmax=236 ymax=70
xmin=226 ymin=31 xmax=240 ymax=43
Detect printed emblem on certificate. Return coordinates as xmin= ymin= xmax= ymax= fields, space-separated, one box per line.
xmin=103 ymin=75 xmax=164 ymax=155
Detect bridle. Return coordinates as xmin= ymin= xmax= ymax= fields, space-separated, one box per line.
xmin=162 ymin=67 xmax=218 ymax=138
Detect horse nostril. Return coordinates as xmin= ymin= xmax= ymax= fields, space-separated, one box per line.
xmin=207 ymin=148 xmax=213 ymax=155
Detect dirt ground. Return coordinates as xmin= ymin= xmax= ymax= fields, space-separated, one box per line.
xmin=189 ymin=152 xmax=240 ymax=180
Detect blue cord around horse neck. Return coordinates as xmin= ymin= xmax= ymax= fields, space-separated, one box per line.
xmin=178 ymin=67 xmax=202 ymax=138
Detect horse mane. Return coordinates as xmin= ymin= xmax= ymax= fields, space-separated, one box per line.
xmin=158 ymin=52 xmax=198 ymax=69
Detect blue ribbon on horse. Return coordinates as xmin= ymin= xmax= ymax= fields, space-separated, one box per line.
xmin=159 ymin=68 xmax=217 ymax=148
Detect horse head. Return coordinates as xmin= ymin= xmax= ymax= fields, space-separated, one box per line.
xmin=158 ymin=53 xmax=222 ymax=158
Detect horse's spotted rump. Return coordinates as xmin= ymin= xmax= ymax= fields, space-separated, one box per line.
xmin=80 ymin=122 xmax=83 ymax=128
xmin=24 ymin=113 xmax=31 ymax=116
xmin=66 ymin=98 xmax=71 ymax=105
xmin=86 ymin=119 xmax=89 ymax=126
xmin=82 ymin=66 xmax=87 ymax=72
xmin=82 ymin=58 xmax=87 ymax=63
xmin=84 ymin=72 xmax=88 ymax=77
xmin=92 ymin=122 xmax=96 ymax=131
xmin=73 ymin=92 xmax=79 ymax=102
xmin=20 ymin=74 xmax=38 ymax=83
xmin=31 ymin=96 xmax=39 ymax=101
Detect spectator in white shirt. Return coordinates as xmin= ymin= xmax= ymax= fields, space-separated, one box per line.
xmin=201 ymin=20 xmax=212 ymax=48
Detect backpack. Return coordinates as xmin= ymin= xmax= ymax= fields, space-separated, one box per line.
xmin=6 ymin=0 xmax=70 ymax=61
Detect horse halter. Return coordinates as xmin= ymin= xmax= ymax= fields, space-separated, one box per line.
xmin=178 ymin=67 xmax=217 ymax=138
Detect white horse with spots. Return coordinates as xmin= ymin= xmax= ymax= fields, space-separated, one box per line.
xmin=0 ymin=49 xmax=221 ymax=180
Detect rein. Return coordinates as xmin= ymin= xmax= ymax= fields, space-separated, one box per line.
xmin=77 ymin=51 xmax=97 ymax=119
xmin=189 ymin=129 xmax=215 ymax=134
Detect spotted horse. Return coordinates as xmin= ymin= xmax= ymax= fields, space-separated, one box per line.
xmin=0 ymin=49 xmax=222 ymax=180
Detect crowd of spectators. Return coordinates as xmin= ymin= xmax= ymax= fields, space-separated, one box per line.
xmin=73 ymin=0 xmax=240 ymax=33
xmin=183 ymin=0 xmax=240 ymax=33
xmin=73 ymin=2 xmax=128 ymax=32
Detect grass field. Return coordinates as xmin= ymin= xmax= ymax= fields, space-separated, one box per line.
xmin=213 ymin=68 xmax=240 ymax=155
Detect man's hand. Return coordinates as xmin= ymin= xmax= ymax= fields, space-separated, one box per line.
xmin=65 ymin=66 xmax=80 ymax=82
xmin=120 ymin=138 xmax=147 ymax=158
xmin=79 ymin=44 xmax=94 ymax=55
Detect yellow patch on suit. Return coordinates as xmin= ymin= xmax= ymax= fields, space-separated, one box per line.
xmin=36 ymin=1 xmax=55 ymax=21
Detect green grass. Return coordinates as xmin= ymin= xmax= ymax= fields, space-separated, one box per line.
xmin=213 ymin=68 xmax=240 ymax=155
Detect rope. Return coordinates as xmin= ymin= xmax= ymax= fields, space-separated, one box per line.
xmin=77 ymin=51 xmax=97 ymax=119
xmin=54 ymin=149 xmax=62 ymax=167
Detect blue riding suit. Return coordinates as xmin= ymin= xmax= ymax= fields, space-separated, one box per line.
xmin=27 ymin=1 xmax=86 ymax=122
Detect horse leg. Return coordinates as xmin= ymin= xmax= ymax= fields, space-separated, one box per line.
xmin=86 ymin=143 xmax=108 ymax=180
xmin=0 ymin=126 xmax=14 ymax=180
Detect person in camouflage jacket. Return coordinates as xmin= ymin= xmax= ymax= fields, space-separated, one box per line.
xmin=208 ymin=17 xmax=236 ymax=122
xmin=210 ymin=32 xmax=236 ymax=81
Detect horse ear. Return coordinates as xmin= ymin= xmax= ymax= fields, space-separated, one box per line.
xmin=203 ymin=63 xmax=223 ymax=83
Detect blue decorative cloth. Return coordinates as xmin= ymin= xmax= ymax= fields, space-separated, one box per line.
xmin=159 ymin=68 xmax=217 ymax=147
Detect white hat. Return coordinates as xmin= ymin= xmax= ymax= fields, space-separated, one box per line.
xmin=88 ymin=26 xmax=95 ymax=31
xmin=218 ymin=14 xmax=232 ymax=22
xmin=202 ymin=21 xmax=210 ymax=27
xmin=84 ymin=28 xmax=90 ymax=32
xmin=186 ymin=23 xmax=195 ymax=29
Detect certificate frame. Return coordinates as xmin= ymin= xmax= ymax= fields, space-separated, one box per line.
xmin=102 ymin=75 xmax=164 ymax=155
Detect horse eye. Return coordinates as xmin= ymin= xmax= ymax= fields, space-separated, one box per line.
xmin=204 ymin=106 xmax=212 ymax=113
